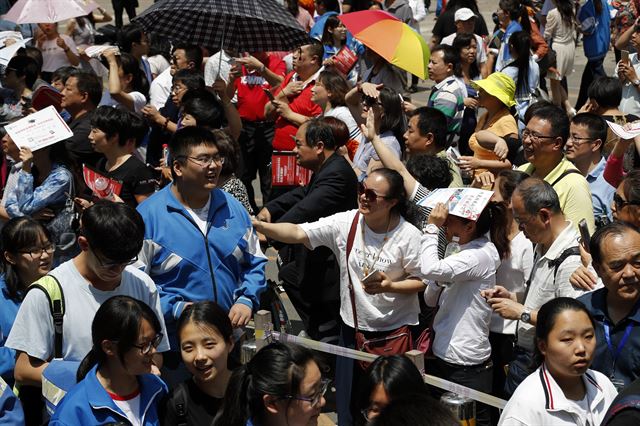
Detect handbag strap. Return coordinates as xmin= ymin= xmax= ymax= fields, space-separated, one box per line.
xmin=345 ymin=211 xmax=360 ymax=333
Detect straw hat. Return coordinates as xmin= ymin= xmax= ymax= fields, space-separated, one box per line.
xmin=471 ymin=72 xmax=516 ymax=108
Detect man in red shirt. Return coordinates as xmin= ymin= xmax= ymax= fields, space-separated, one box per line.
xmin=227 ymin=52 xmax=286 ymax=212
xmin=265 ymin=42 xmax=324 ymax=199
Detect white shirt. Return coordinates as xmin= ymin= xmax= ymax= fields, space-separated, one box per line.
xmin=421 ymin=234 xmax=500 ymax=365
xmin=112 ymin=392 xmax=142 ymax=426
xmin=441 ymin=33 xmax=487 ymax=65
xmin=149 ymin=67 xmax=173 ymax=109
xmin=204 ymin=51 xmax=234 ymax=85
xmin=301 ymin=210 xmax=423 ymax=332
xmin=490 ymin=232 xmax=534 ymax=334
xmin=101 ymin=90 xmax=147 ymax=114
xmin=40 ymin=35 xmax=78 ymax=72
xmin=499 ymin=364 xmax=618 ymax=426
xmin=324 ymin=106 xmax=363 ymax=143
xmin=616 ymin=53 xmax=640 ymax=117
xmin=6 ymin=260 xmax=170 ymax=361
xmin=185 ymin=195 xmax=211 ymax=235
xmin=517 ymin=222 xmax=591 ymax=351
xmin=147 ymin=55 xmax=170 ymax=79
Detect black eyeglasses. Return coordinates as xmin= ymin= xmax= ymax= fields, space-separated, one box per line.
xmin=614 ymin=193 xmax=640 ymax=209
xmin=95 ymin=253 xmax=138 ymax=269
xmin=522 ymin=129 xmax=557 ymax=143
xmin=132 ymin=333 xmax=163 ymax=355
xmin=358 ymin=182 xmax=391 ymax=202
xmin=279 ymin=378 xmax=330 ymax=408
xmin=19 ymin=244 xmax=55 ymax=259
xmin=178 ymin=155 xmax=225 ymax=167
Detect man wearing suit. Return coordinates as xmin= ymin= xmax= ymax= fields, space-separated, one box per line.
xmin=257 ymin=117 xmax=358 ymax=341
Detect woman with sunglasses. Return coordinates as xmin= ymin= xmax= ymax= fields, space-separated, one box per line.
xmin=50 ymin=295 xmax=167 ymax=425
xmin=611 ymin=170 xmax=640 ymax=228
xmin=253 ymin=167 xmax=424 ymax=423
xmin=0 ymin=218 xmax=53 ymax=387
xmin=214 ymin=341 xmax=329 ymax=426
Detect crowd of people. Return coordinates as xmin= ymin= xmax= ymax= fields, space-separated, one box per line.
xmin=0 ymin=0 xmax=638 ymax=425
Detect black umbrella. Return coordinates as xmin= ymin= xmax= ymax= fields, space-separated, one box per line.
xmin=132 ymin=0 xmax=311 ymax=52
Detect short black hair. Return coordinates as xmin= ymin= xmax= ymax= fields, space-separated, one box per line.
xmin=117 ymin=23 xmax=145 ymax=53
xmin=305 ymin=117 xmax=337 ymax=150
xmin=173 ymin=43 xmax=203 ymax=69
xmin=409 ymin=107 xmax=448 ymax=150
xmin=6 ymin=55 xmax=39 ymax=88
xmin=68 ymin=70 xmax=103 ymax=106
xmin=316 ymin=0 xmax=340 ymax=12
xmin=16 ymin=46 xmax=43 ymax=73
xmin=588 ymin=76 xmax=622 ymax=108
xmin=172 ymin=69 xmax=206 ymax=92
xmin=181 ymin=89 xmax=224 ymax=129
xmin=211 ymin=129 xmax=240 ymax=178
xmin=528 ymin=104 xmax=570 ymax=144
xmin=406 ymin=154 xmax=452 ymax=189
xmin=91 ymin=106 xmax=133 ymax=145
xmin=51 ymin=66 xmax=76 ymax=85
xmin=80 ymin=200 xmax=145 ymax=262
xmin=571 ymin=113 xmax=607 ymax=151
xmin=301 ymin=41 xmax=324 ymax=65
xmin=514 ymin=177 xmax=562 ymax=215
xmin=432 ymin=44 xmax=461 ymax=77
xmin=590 ymin=221 xmax=640 ymax=266
xmin=169 ymin=127 xmax=219 ymax=180
xmin=129 ymin=111 xmax=148 ymax=148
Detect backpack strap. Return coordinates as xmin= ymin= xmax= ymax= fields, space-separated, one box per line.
xmin=345 ymin=212 xmax=360 ymax=334
xmin=26 ymin=275 xmax=65 ymax=359
xmin=173 ymin=382 xmax=189 ymax=426
xmin=549 ymin=169 xmax=582 ymax=188
xmin=549 ymin=247 xmax=581 ymax=281
xmin=602 ymin=396 xmax=640 ymax=425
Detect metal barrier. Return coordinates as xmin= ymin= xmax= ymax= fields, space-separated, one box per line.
xmin=243 ymin=310 xmax=508 ymax=413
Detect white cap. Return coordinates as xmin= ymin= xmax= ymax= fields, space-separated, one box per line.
xmin=454 ymin=8 xmax=477 ymax=22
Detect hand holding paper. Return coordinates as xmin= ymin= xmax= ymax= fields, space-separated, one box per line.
xmin=418 ymin=188 xmax=493 ymax=221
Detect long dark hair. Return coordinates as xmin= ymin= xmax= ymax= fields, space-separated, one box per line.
xmin=356 ymin=355 xmax=427 ymax=426
xmin=452 ymin=33 xmax=480 ymax=80
xmin=553 ymin=0 xmax=575 ymax=27
xmin=471 ymin=201 xmax=511 ymax=259
xmin=213 ymin=342 xmax=319 ymax=426
xmin=76 ymin=296 xmax=162 ymax=381
xmin=499 ymin=0 xmax=532 ymax=33
xmin=506 ymin=31 xmax=532 ymax=97
xmin=0 ymin=217 xmax=51 ymax=300
xmin=321 ymin=16 xmax=344 ymax=47
xmin=119 ymin=52 xmax=149 ymax=98
xmin=533 ymin=298 xmax=595 ymax=368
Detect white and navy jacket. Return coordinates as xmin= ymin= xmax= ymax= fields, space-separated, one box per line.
xmin=499 ymin=364 xmax=618 ymax=426
xmin=136 ymin=185 xmax=267 ymax=347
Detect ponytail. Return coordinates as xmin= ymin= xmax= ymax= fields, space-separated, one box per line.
xmin=76 ymin=348 xmax=102 ymax=382
xmin=475 ymin=201 xmax=511 ymax=260
xmin=214 ymin=364 xmax=253 ymax=426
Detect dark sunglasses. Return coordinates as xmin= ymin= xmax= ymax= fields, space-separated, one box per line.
xmin=614 ymin=193 xmax=640 ymax=209
xmin=358 ymin=182 xmax=390 ymax=202
xmin=362 ymin=95 xmax=381 ymax=108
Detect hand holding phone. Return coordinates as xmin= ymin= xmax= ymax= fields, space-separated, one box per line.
xmin=578 ymin=219 xmax=591 ymax=252
xmin=361 ymin=270 xmax=382 ymax=285
xmin=263 ymin=87 xmax=275 ymax=102
xmin=622 ymin=50 xmax=630 ymax=64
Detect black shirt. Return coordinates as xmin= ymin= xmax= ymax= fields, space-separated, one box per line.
xmin=65 ymin=110 xmax=104 ymax=168
xmin=161 ymin=379 xmax=223 ymax=426
xmin=95 ymin=155 xmax=156 ymax=207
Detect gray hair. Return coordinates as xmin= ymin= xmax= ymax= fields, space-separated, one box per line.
xmin=514 ymin=177 xmax=561 ymax=215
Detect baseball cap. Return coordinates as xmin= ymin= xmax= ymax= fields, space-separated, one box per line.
xmin=455 ymin=8 xmax=477 ymax=22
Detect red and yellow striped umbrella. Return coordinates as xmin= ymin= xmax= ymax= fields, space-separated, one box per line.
xmin=339 ymin=10 xmax=430 ymax=80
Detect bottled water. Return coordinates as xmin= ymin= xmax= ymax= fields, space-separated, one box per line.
xmin=444 ymin=236 xmax=461 ymax=258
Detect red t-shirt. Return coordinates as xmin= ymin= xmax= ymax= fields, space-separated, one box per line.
xmin=272 ymin=71 xmax=323 ymax=151
xmin=234 ymin=54 xmax=286 ymax=122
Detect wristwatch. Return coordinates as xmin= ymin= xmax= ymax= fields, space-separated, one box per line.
xmin=520 ymin=308 xmax=532 ymax=324
xmin=424 ymin=224 xmax=439 ymax=235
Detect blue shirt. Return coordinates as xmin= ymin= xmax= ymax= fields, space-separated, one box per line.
xmin=587 ymin=157 xmax=615 ymax=222
xmin=0 ymin=276 xmax=20 ymax=386
xmin=578 ymin=289 xmax=640 ymax=387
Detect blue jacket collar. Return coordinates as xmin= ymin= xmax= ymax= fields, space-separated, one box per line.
xmin=590 ymin=288 xmax=640 ymax=325
xmin=162 ymin=184 xmax=227 ymax=222
xmin=85 ymin=364 xmax=167 ymax=420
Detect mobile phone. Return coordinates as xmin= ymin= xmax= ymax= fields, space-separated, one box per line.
xmin=263 ymin=87 xmax=275 ymax=101
xmin=449 ymin=148 xmax=461 ymax=163
xmin=361 ymin=270 xmax=382 ymax=285
xmin=578 ymin=219 xmax=591 ymax=252
xmin=622 ymin=50 xmax=630 ymax=63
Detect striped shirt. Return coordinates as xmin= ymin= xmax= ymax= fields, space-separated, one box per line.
xmin=428 ymin=76 xmax=466 ymax=143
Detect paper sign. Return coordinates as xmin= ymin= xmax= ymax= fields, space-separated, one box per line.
xmin=83 ymin=165 xmax=123 ymax=198
xmin=0 ymin=32 xmax=31 ymax=67
xmin=5 ymin=106 xmax=73 ymax=151
xmin=83 ymin=45 xmax=119 ymax=59
xmin=606 ymin=120 xmax=640 ymax=140
xmin=271 ymin=151 xmax=312 ymax=186
xmin=332 ymin=46 xmax=358 ymax=75
xmin=417 ymin=188 xmax=493 ymax=221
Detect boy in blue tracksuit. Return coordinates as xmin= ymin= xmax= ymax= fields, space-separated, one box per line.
xmin=136 ymin=127 xmax=267 ymax=352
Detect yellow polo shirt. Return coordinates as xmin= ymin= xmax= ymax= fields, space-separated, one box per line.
xmin=518 ymin=158 xmax=595 ymax=232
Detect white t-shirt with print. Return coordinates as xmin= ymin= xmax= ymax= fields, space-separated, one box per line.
xmin=6 ymin=259 xmax=170 ymax=361
xmin=40 ymin=35 xmax=78 ymax=72
xmin=301 ymin=209 xmax=423 ymax=331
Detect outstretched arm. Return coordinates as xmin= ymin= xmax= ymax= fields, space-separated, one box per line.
xmin=252 ymin=219 xmax=311 ymax=248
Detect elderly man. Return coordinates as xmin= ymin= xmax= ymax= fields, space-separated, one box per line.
xmin=578 ymin=222 xmax=640 ymax=391
xmin=482 ymin=177 xmax=588 ymax=396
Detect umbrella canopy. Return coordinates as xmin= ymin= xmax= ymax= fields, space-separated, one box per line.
xmin=133 ymin=0 xmax=311 ymax=52
xmin=339 ymin=10 xmax=430 ymax=80
xmin=2 ymin=0 xmax=98 ymax=24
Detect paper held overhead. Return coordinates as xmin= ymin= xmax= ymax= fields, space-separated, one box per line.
xmin=417 ymin=188 xmax=493 ymax=221
xmin=5 ymin=106 xmax=73 ymax=152
xmin=606 ymin=120 xmax=640 ymax=140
